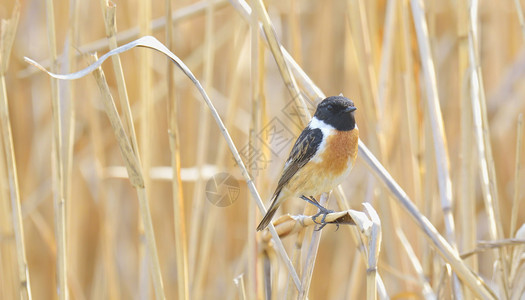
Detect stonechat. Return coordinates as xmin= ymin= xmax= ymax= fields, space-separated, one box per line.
xmin=257 ymin=96 xmax=358 ymax=231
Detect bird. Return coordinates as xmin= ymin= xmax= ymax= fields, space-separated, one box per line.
xmin=257 ymin=95 xmax=359 ymax=231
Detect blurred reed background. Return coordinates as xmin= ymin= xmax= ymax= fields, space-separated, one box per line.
xmin=1 ymin=0 xmax=525 ymax=299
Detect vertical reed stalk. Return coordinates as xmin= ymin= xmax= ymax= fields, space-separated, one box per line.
xmin=249 ymin=4 xmax=261 ymax=298
xmin=165 ymin=1 xmax=189 ymax=299
xmin=0 ymin=5 xmax=31 ymax=298
xmin=138 ymin=0 xmax=152 ymax=296
xmin=510 ymin=114 xmax=524 ymax=238
xmin=188 ymin=2 xmax=214 ymax=284
xmin=457 ymin=2 xmax=478 ymax=298
xmin=45 ymin=0 xmax=68 ymax=298
xmin=409 ymin=0 xmax=462 ymax=296
xmin=467 ymin=0 xmax=509 ymax=296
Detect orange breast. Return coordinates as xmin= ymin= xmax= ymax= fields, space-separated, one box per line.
xmin=317 ymin=128 xmax=359 ymax=175
xmin=284 ymin=128 xmax=359 ymax=196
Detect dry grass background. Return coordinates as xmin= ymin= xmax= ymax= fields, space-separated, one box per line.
xmin=1 ymin=0 xmax=525 ymax=299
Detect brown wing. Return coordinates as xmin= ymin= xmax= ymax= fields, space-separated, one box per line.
xmin=273 ymin=127 xmax=323 ymax=197
xmin=256 ymin=127 xmax=323 ymax=231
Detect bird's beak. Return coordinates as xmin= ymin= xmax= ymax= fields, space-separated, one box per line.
xmin=344 ymin=106 xmax=357 ymax=113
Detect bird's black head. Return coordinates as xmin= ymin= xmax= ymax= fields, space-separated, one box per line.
xmin=313 ymin=96 xmax=357 ymax=131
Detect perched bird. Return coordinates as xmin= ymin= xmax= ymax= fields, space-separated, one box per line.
xmin=257 ymin=96 xmax=359 ymax=231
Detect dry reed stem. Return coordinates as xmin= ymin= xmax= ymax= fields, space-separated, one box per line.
xmin=100 ymin=1 xmax=141 ymax=156
xmin=460 ymin=238 xmax=525 ymax=259
xmin=233 ymin=274 xmax=247 ymax=300
xmin=165 ymin=0 xmax=190 ymax=299
xmin=409 ymin=0 xmax=464 ymax=297
xmin=467 ymin=0 xmax=509 ymax=296
xmin=250 ymin=0 xmax=311 ymax=123
xmin=457 ymin=0 xmax=478 ymax=286
xmin=138 ymin=0 xmax=153 ymax=295
xmin=45 ymin=0 xmax=68 ymax=298
xmin=260 ymin=210 xmax=359 ymax=241
xmin=0 ymin=141 xmax=17 ymax=300
xmin=363 ymin=203 xmax=381 ymax=300
xmin=398 ymin=0 xmax=422 ymax=219
xmin=249 ymin=6 xmax=262 ymax=299
xmin=63 ymin=0 xmax=78 ymax=295
xmin=377 ymin=0 xmax=396 ymax=111
xmin=0 ymin=4 xmax=31 ymax=299
xmin=90 ymin=55 xmax=165 ymax=300
xmin=298 ymin=193 xmax=328 ymax=300
xmin=409 ymin=0 xmax=458 ymax=253
xmin=509 ymin=225 xmax=525 ymax=299
xmin=510 ymin=114 xmax=524 ymax=238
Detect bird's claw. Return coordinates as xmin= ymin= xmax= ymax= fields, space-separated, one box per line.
xmin=300 ymin=195 xmax=334 ymax=231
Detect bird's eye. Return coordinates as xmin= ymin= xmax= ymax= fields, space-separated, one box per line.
xmin=327 ymin=105 xmax=334 ymax=111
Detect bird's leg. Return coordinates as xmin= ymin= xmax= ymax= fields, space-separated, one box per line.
xmin=300 ymin=195 xmax=334 ymax=230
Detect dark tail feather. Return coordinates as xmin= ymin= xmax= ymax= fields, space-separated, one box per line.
xmin=257 ymin=204 xmax=278 ymax=231
xmin=257 ymin=193 xmax=281 ymax=231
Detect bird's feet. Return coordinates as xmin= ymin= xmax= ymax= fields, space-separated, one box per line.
xmin=300 ymin=195 xmax=335 ymax=231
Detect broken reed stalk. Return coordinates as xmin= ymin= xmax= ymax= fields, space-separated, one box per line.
xmin=0 ymin=3 xmax=31 ymax=298
xmin=90 ymin=54 xmax=166 ymax=300
xmin=45 ymin=0 xmax=68 ymax=298
xmin=363 ymin=203 xmax=381 ymax=300
xmin=100 ymin=0 xmax=141 ymax=155
xmin=298 ymin=193 xmax=328 ymax=300
xmin=165 ymin=0 xmax=190 ymax=299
